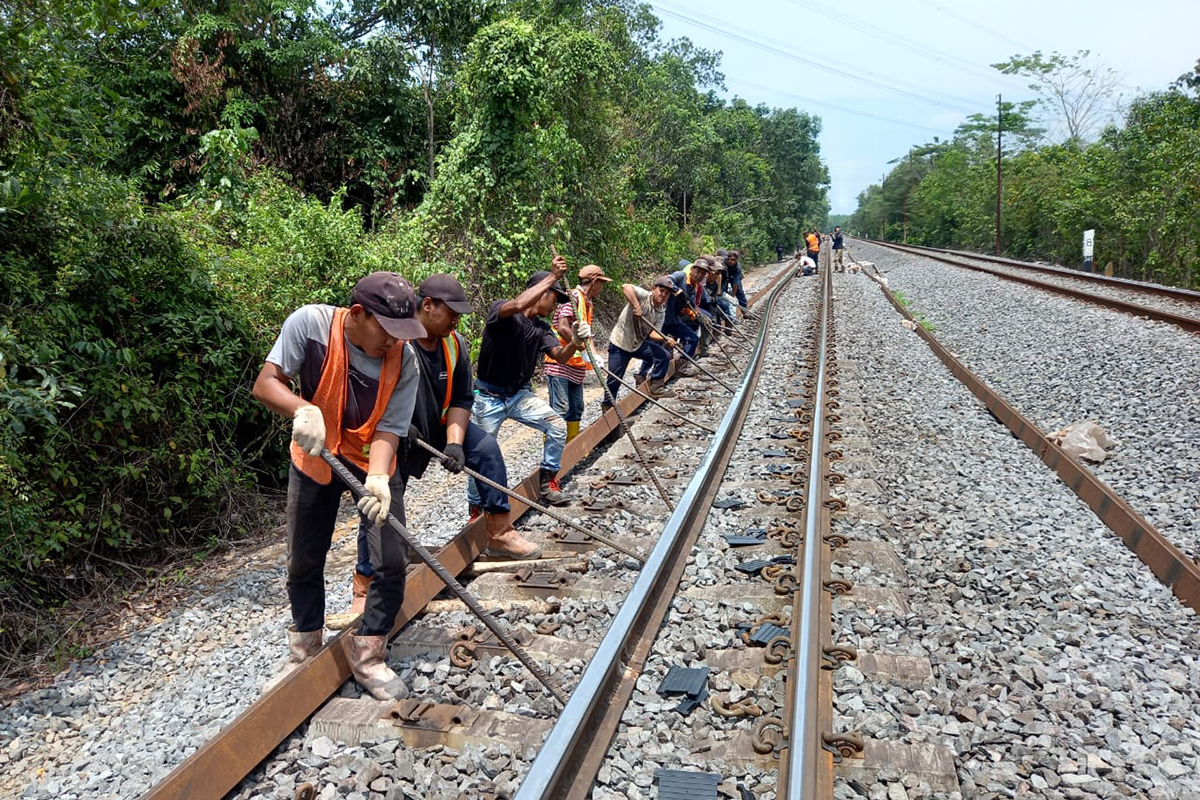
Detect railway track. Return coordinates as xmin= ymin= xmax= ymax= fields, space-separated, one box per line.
xmin=860 ymin=238 xmax=1200 ymax=334
xmin=138 ymin=261 xmax=862 ymax=800
xmin=13 ymin=252 xmax=1200 ymax=800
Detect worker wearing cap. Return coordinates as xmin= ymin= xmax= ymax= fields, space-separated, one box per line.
xmin=470 ymin=256 xmax=588 ymax=509
xmin=805 ymin=229 xmax=821 ymax=272
xmin=705 ymin=257 xmax=737 ymax=335
xmin=546 ymin=264 xmax=611 ymax=444
xmin=252 ymin=272 xmax=424 ymax=701
xmin=603 ymin=276 xmax=678 ymax=403
xmin=682 ymin=258 xmax=717 ymax=357
xmin=663 ymin=262 xmax=699 ymax=369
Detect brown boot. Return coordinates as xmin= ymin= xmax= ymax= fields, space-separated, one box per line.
xmin=326 ymin=571 xmax=373 ymax=630
xmin=484 ymin=511 xmax=542 ymax=559
xmin=264 ymin=627 xmax=323 ymax=692
xmin=648 ymin=377 xmax=675 ymax=398
xmin=348 ymin=633 xmax=408 ymax=701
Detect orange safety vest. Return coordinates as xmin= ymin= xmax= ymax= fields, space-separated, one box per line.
xmin=545 ymin=286 xmax=594 ymax=371
xmin=289 ymin=307 xmax=404 ymax=484
xmin=806 ymin=233 xmax=820 ymax=252
xmin=439 ymin=333 xmax=460 ymax=424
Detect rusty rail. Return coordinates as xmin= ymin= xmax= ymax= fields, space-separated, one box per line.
xmin=868 ymin=273 xmax=1200 ymax=613
xmin=864 ymin=239 xmax=1200 ymax=335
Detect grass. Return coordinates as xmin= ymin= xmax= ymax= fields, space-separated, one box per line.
xmin=891 ymin=290 xmax=938 ymax=332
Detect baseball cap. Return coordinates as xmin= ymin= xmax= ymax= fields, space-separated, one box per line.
xmin=578 ymin=264 xmax=612 ymax=283
xmin=526 ymin=271 xmax=570 ymax=302
xmin=653 ymin=275 xmax=682 ymax=294
xmin=352 ymin=272 xmax=427 ymax=339
xmin=417 ymin=273 xmax=474 ymax=314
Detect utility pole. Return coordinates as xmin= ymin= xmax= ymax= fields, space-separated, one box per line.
xmin=995 ymin=94 xmax=1002 ymax=256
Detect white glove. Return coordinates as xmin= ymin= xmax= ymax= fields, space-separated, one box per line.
xmin=357 ymin=473 xmax=391 ymax=526
xmin=572 ymin=320 xmax=593 ymax=345
xmin=292 ymin=404 xmax=326 ymax=456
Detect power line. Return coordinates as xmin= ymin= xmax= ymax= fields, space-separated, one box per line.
xmin=726 ymin=77 xmax=954 ymax=136
xmin=911 ymin=0 xmax=1037 ymax=54
xmin=782 ymin=0 xmax=1026 ymax=89
xmin=649 ymin=0 xmax=979 ymax=114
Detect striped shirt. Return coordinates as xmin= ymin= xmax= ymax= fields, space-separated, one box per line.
xmin=543 ymin=301 xmax=587 ymax=383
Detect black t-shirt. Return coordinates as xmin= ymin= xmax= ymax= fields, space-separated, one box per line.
xmin=475 ymin=300 xmax=559 ymax=391
xmin=402 ymin=332 xmax=474 ymax=478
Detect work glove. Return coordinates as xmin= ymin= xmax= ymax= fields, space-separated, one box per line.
xmin=571 ymin=320 xmax=592 ymax=345
xmin=357 ymin=473 xmax=391 ymax=526
xmin=441 ymin=442 xmax=466 ymax=474
xmin=292 ymin=404 xmax=326 ymax=456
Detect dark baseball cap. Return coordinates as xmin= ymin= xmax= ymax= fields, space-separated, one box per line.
xmin=653 ymin=275 xmax=682 ymax=294
xmin=417 ymin=273 xmax=474 ymax=314
xmin=526 ymin=271 xmax=570 ymax=302
xmin=351 ymin=272 xmax=427 ymax=340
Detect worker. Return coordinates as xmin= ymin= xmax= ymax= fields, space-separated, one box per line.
xmin=705 ymin=259 xmax=736 ymax=335
xmin=663 ymin=260 xmax=700 ymax=369
xmin=805 ymin=229 xmax=821 ymax=272
xmin=603 ymin=276 xmax=679 ymax=404
xmin=468 ymin=257 xmax=588 ymax=509
xmin=547 ymin=264 xmax=611 ymax=444
xmin=252 ymin=272 xmax=424 ymax=701
xmin=723 ymin=249 xmax=749 ymax=312
xmin=682 ymin=258 xmax=718 ymax=357
xmin=831 ymin=226 xmax=845 ymax=271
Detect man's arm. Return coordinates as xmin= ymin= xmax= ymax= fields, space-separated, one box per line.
xmin=552 ymin=303 xmax=576 ymax=341
xmin=497 ymin=255 xmax=570 ymax=318
xmin=252 ymin=363 xmax=308 ymax=418
xmin=620 ymin=283 xmax=643 ymax=316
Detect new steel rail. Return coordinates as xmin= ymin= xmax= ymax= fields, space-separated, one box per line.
xmin=862 ymin=238 xmax=1200 ymax=335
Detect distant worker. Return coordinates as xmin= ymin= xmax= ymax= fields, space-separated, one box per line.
xmin=775 ymin=243 xmax=785 ymax=262
xmin=805 ymin=229 xmax=821 ymax=273
xmin=547 ymin=264 xmax=611 ymax=444
xmin=252 ymin=272 xmax=424 ymax=701
xmin=468 ymin=257 xmax=588 ymax=508
xmin=721 ymin=249 xmax=748 ymax=312
xmin=832 ymin=226 xmax=845 ymax=271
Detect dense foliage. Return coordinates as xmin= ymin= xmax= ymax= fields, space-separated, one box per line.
xmin=0 ymin=0 xmax=828 ymax=660
xmin=848 ymin=56 xmax=1200 ymax=289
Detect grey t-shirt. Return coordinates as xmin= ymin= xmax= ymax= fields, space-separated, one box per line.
xmin=609 ymin=285 xmax=665 ymax=353
xmin=266 ymin=304 xmax=418 ymax=436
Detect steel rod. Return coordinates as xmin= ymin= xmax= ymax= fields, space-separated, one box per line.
xmin=320 ymin=450 xmax=569 ymax=706
xmin=636 ymin=317 xmax=736 ymax=394
xmin=412 ymin=438 xmax=646 ymax=565
xmin=588 ymin=361 xmax=717 ymax=435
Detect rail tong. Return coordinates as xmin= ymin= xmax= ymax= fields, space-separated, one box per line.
xmin=319 ymin=450 xmax=569 ymax=706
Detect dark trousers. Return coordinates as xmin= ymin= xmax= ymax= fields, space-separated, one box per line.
xmin=728 ymin=271 xmax=748 ymax=309
xmin=606 ymin=339 xmax=670 ymax=400
xmin=664 ymin=320 xmax=699 ymax=357
xmin=807 ymin=249 xmax=820 ymax=270
xmin=287 ymin=460 xmax=407 ymax=637
xmin=356 ymin=421 xmax=509 ymax=574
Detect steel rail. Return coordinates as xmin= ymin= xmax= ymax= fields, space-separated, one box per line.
xmin=515 ymin=269 xmax=796 ymax=800
xmin=138 ymin=262 xmax=795 ymax=800
xmin=868 ymin=272 xmax=1200 ymax=613
xmin=867 ymin=238 xmax=1200 ymax=303
xmin=779 ymin=264 xmax=834 ymax=798
xmin=864 ymin=239 xmax=1200 ymax=335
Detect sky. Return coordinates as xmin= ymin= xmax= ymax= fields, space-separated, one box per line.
xmin=648 ymin=0 xmax=1200 ymax=214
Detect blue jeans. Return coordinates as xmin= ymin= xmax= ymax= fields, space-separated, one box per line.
xmin=358 ymin=421 xmax=509 ymax=574
xmin=664 ymin=321 xmax=699 ymax=357
xmin=547 ymin=374 xmax=585 ymax=423
xmin=605 ymin=339 xmax=670 ymax=401
xmin=466 ymin=387 xmax=566 ymax=506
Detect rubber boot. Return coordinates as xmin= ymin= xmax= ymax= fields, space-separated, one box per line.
xmin=566 ymin=420 xmax=581 ymax=443
xmin=540 ymin=468 xmax=570 ymax=506
xmin=674 ymin=361 xmax=696 ymax=378
xmin=483 ymin=510 xmax=542 ymax=559
xmin=264 ymin=627 xmax=323 ymax=692
xmin=326 ymin=571 xmax=373 ymax=630
xmin=648 ymin=377 xmax=675 ymax=398
xmin=347 ymin=633 xmax=407 ymax=701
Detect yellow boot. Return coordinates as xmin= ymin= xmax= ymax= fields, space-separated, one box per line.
xmin=566 ymin=421 xmax=581 ymax=443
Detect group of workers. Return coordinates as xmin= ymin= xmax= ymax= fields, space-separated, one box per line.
xmin=251 ymin=249 xmax=756 ymax=700
xmin=785 ymin=225 xmax=846 ymax=276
